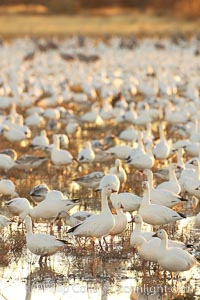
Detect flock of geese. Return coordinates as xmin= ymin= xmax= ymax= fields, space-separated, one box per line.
xmin=0 ymin=36 xmax=200 ymax=278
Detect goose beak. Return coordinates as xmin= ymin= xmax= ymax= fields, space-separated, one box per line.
xmin=111 ymin=189 xmax=117 ymax=193
xmin=120 ymin=204 xmax=124 ymax=209
xmin=95 ymin=188 xmax=102 ymax=192
xmin=152 ymin=233 xmax=158 ymax=237
xmin=18 ymin=220 xmax=22 ymax=226
xmin=128 ymin=216 xmax=135 ymax=223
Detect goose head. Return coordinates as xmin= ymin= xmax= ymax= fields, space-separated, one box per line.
xmin=152 ymin=229 xmax=167 ymax=240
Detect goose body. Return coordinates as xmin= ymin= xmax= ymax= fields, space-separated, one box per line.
xmin=0 ymin=179 xmax=18 ymax=197
xmin=67 ymin=186 xmax=115 ymax=238
xmin=152 ymin=229 xmax=197 ymax=272
xmin=31 ymin=130 xmax=49 ymax=149
xmin=109 ymin=202 xmax=128 ymax=236
xmin=110 ymin=192 xmax=142 ymax=212
xmin=0 ymin=154 xmax=15 ymax=171
xmin=138 ymin=181 xmax=186 ymax=225
xmin=73 ymin=171 xmax=104 ymax=189
xmin=109 ymin=159 xmax=127 ymax=185
xmin=51 ymin=135 xmax=74 ymax=165
xmin=6 ymin=197 xmax=32 ymax=216
xmin=25 ymin=216 xmax=70 ymax=258
xmin=156 ymin=164 xmax=181 ymax=194
xmin=77 ymin=141 xmax=95 ymax=163
xmin=153 ymin=124 xmax=170 ymax=160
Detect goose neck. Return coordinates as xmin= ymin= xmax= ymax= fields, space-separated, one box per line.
xmin=101 ymin=192 xmax=111 ymax=214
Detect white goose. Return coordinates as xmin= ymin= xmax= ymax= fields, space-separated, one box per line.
xmin=110 ymin=191 xmax=142 ymax=212
xmin=67 ymin=186 xmax=116 ymax=240
xmin=25 ymin=215 xmax=70 ymax=263
xmin=109 ymin=201 xmax=128 ymax=236
xmin=138 ymin=181 xmax=186 ymax=225
xmin=18 ymin=191 xmax=79 ymax=223
xmin=0 ymin=154 xmax=16 ymax=171
xmin=126 ymin=142 xmax=154 ymax=170
xmin=144 ymin=169 xmax=187 ymax=208
xmin=131 ymin=235 xmax=160 ymax=262
xmin=77 ymin=141 xmax=95 ymax=163
xmin=6 ymin=197 xmax=33 ymax=217
xmin=31 ymin=130 xmax=49 ymax=149
xmin=153 ymin=124 xmax=171 ymax=160
xmin=50 ymin=135 xmax=74 ymax=166
xmin=130 ymin=214 xmax=190 ymax=249
xmin=152 ymin=229 xmax=198 ymax=272
xmin=98 ymin=174 xmax=120 ymax=192
xmin=108 ymin=159 xmax=127 ymax=185
xmin=0 ymin=179 xmax=18 ymax=197
xmin=156 ymin=163 xmax=181 ymax=194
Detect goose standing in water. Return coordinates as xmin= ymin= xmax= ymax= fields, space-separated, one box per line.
xmin=138 ymin=181 xmax=186 ymax=225
xmin=67 ymin=186 xmax=116 ymax=249
xmin=152 ymin=229 xmax=198 ymax=272
xmin=25 ymin=216 xmax=71 ymax=264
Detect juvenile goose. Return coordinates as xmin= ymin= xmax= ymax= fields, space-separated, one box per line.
xmin=73 ymin=171 xmax=104 ymax=189
xmin=25 ymin=216 xmax=71 ymax=263
xmin=54 ymin=210 xmax=94 ymax=227
xmin=30 ymin=184 xmax=50 ymax=202
xmin=152 ymin=229 xmax=198 ymax=272
xmin=138 ymin=181 xmax=186 ymax=225
xmin=14 ymin=155 xmax=47 ymax=171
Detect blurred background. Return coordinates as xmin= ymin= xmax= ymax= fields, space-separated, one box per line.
xmin=0 ymin=0 xmax=200 ymax=37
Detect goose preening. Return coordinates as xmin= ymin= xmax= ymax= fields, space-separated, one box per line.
xmin=67 ymin=186 xmax=116 ymax=245
xmin=25 ymin=216 xmax=71 ymax=264
xmin=152 ymin=229 xmax=198 ymax=272
xmin=138 ymin=181 xmax=186 ymax=225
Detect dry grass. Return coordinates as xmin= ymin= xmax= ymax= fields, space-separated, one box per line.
xmin=0 ymin=13 xmax=199 ymax=38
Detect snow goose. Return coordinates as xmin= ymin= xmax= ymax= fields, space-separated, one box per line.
xmin=73 ymin=171 xmax=104 ymax=189
xmin=153 ymin=124 xmax=171 ymax=160
xmin=108 ymin=159 xmax=127 ymax=185
xmin=54 ymin=210 xmax=94 ymax=227
xmin=126 ymin=142 xmax=154 ymax=170
xmin=106 ymin=145 xmax=133 ymax=160
xmin=109 ymin=201 xmax=128 ymax=236
xmin=110 ymin=191 xmax=141 ymax=212
xmin=25 ymin=112 xmax=45 ymax=127
xmin=143 ymin=169 xmax=187 ymax=208
xmin=18 ymin=192 xmax=79 ymax=223
xmin=156 ymin=163 xmax=181 ymax=194
xmin=0 ymin=179 xmax=18 ymax=197
xmin=77 ymin=141 xmax=95 ymax=163
xmin=14 ymin=155 xmax=47 ymax=171
xmin=0 ymin=148 xmax=17 ymax=160
xmin=50 ymin=135 xmax=74 ymax=166
xmin=131 ymin=235 xmax=160 ymax=262
xmin=25 ymin=215 xmax=70 ymax=264
xmin=0 ymin=214 xmax=14 ymax=230
xmin=30 ymin=184 xmax=50 ymax=202
xmin=119 ymin=126 xmax=138 ymax=142
xmin=67 ymin=186 xmax=116 ymax=240
xmin=2 ymin=125 xmax=30 ymax=143
xmin=30 ymin=130 xmax=49 ymax=149
xmin=152 ymin=229 xmax=198 ymax=272
xmin=138 ymin=181 xmax=186 ymax=225
xmin=98 ymin=174 xmax=120 ymax=192
xmin=0 ymin=154 xmax=15 ymax=171
xmin=6 ymin=197 xmax=33 ymax=217
xmin=130 ymin=214 xmax=190 ymax=249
